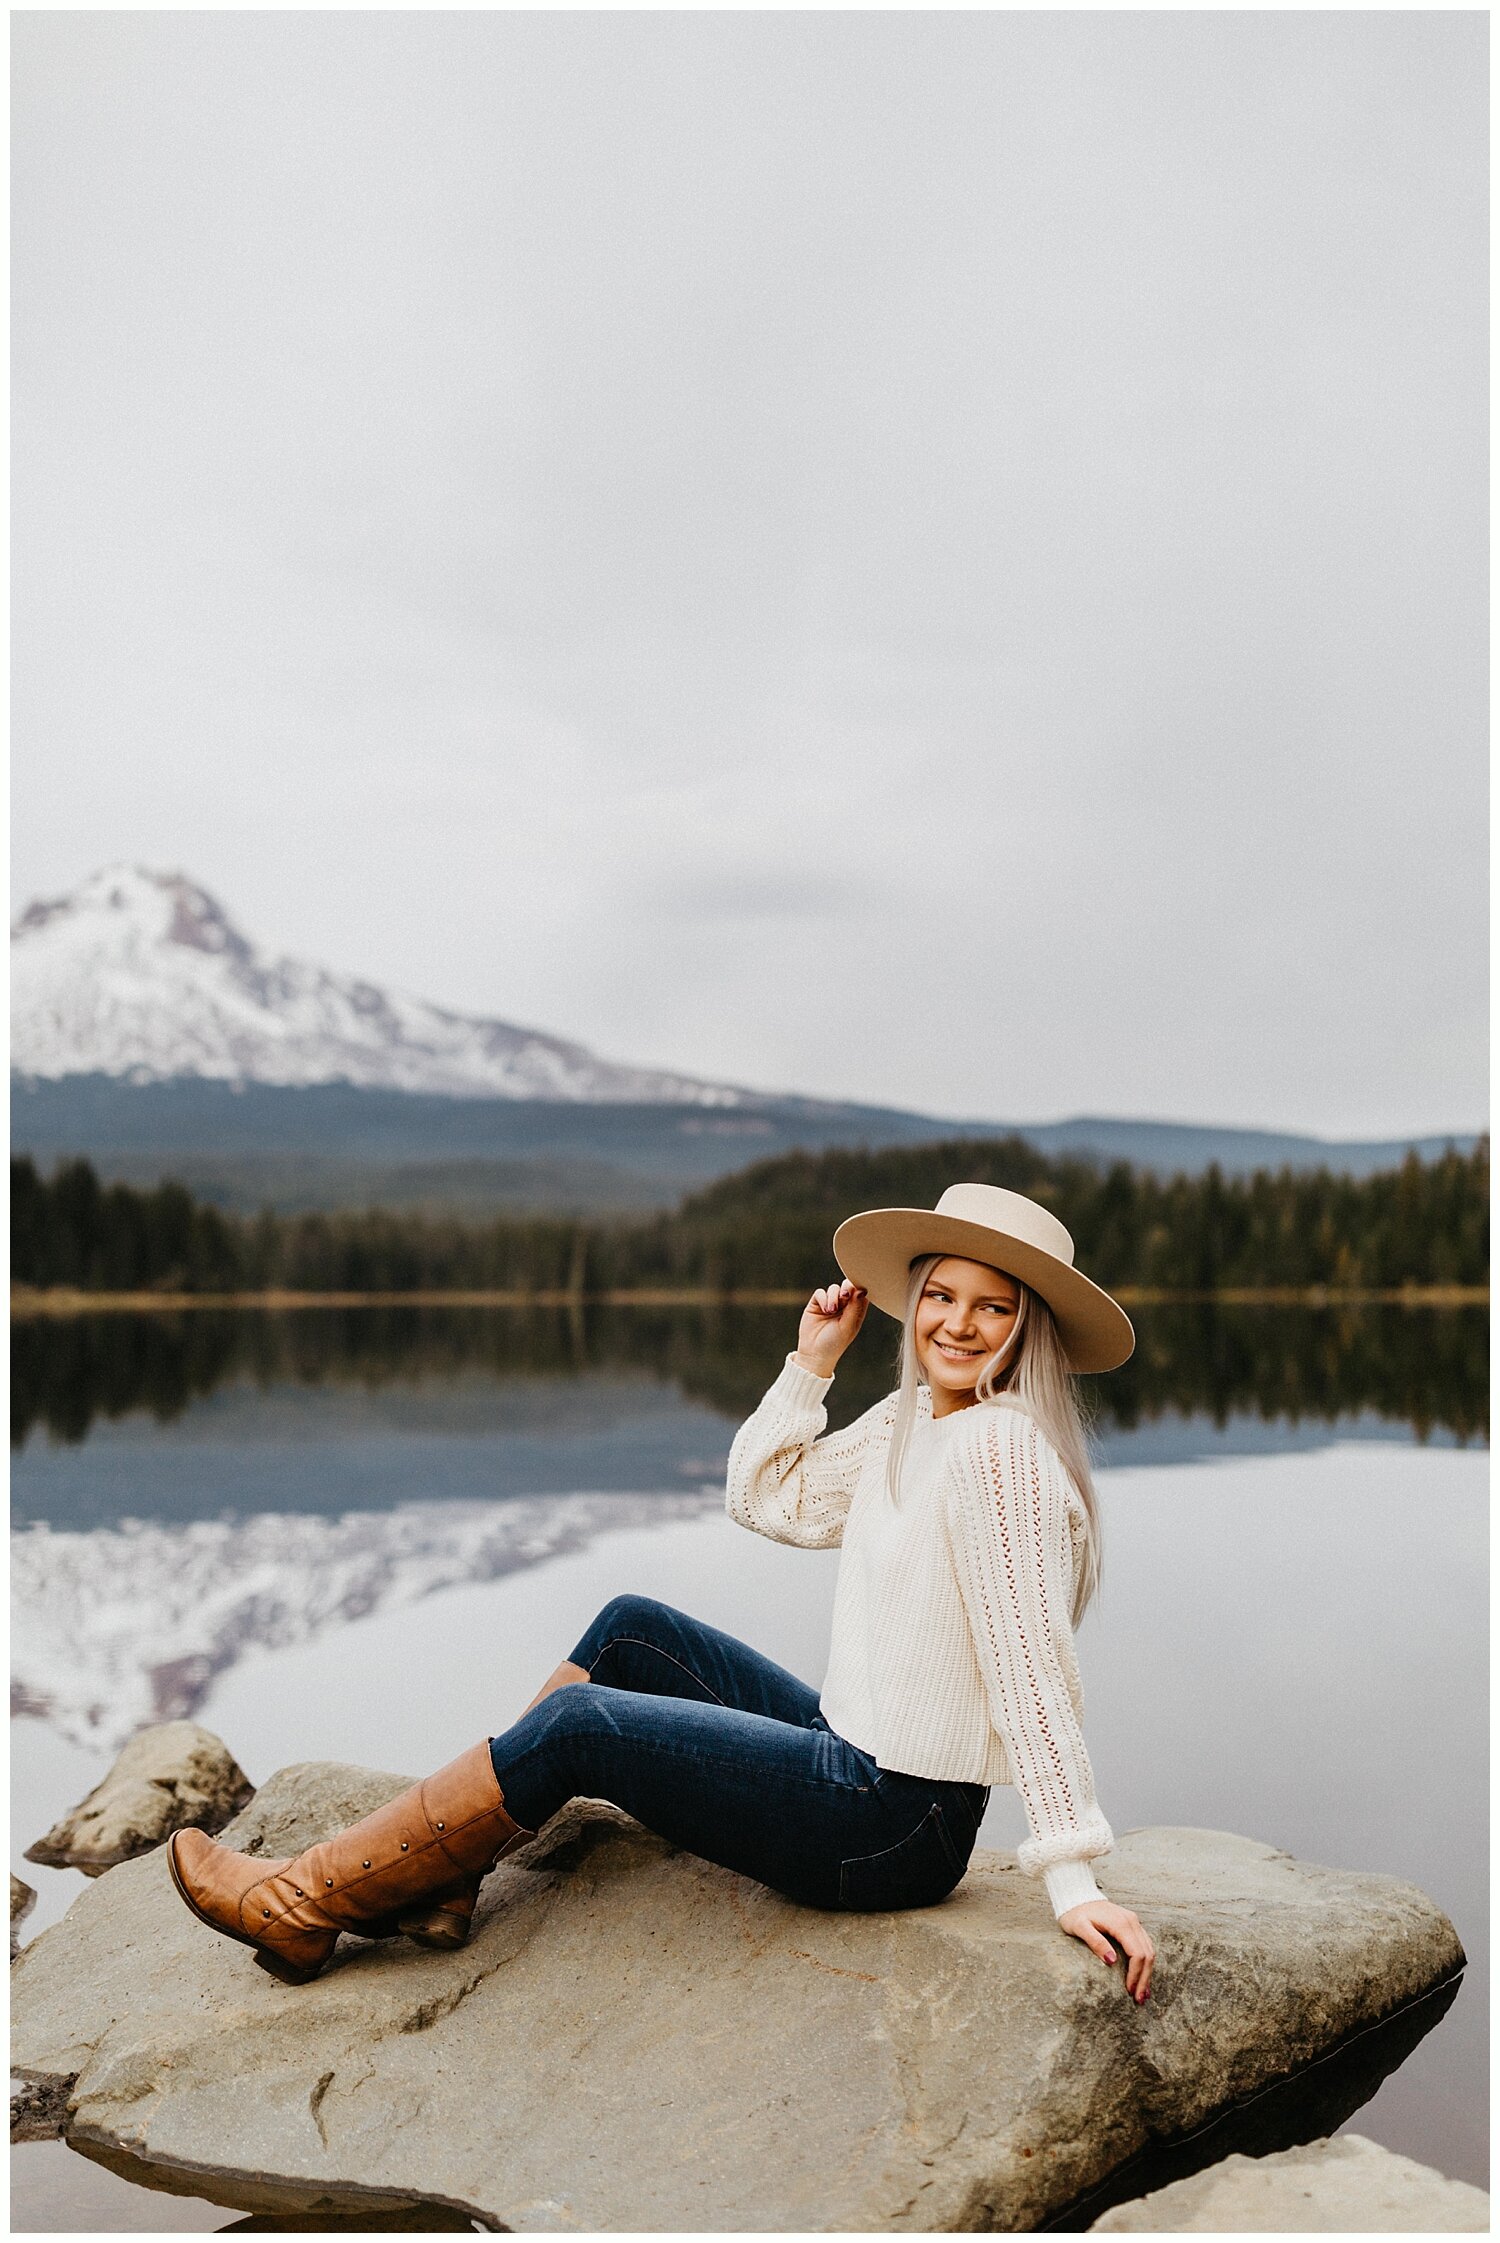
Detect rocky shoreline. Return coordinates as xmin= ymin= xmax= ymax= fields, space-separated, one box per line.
xmin=11 ymin=1742 xmax=1478 ymax=2232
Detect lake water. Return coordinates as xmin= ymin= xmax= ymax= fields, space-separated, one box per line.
xmin=9 ymin=1305 xmax=1488 ymax=2231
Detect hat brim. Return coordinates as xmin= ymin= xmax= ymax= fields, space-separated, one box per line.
xmin=831 ymin=1207 xmax=1135 ymax=1375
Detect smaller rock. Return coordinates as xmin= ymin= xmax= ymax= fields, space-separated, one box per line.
xmin=24 ymin=1722 xmax=254 ymax=1877
xmin=1091 ymin=2133 xmax=1489 ymax=2232
xmin=11 ymin=1875 xmax=37 ymax=1959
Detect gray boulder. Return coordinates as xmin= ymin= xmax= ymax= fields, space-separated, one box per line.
xmin=24 ymin=1721 xmax=254 ymax=1876
xmin=10 ymin=1764 xmax=1466 ymax=2232
xmin=1092 ymin=2132 xmax=1489 ymax=2231
xmin=11 ymin=1874 xmax=36 ymax=1960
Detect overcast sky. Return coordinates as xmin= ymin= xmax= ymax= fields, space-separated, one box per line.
xmin=13 ymin=12 xmax=1486 ymax=1138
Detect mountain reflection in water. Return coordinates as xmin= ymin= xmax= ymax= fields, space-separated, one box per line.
xmin=9 ymin=1300 xmax=1487 ymax=1755
xmin=12 ymin=1489 xmax=726 ymax=1749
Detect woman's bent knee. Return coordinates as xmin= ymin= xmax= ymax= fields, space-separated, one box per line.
xmin=574 ymin=1591 xmax=676 ymax=1663
xmin=591 ymin=1588 xmax=672 ymax=1641
xmin=593 ymin=1591 xmax=663 ymax=1632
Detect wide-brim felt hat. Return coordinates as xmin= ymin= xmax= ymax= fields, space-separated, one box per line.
xmin=832 ymin=1182 xmax=1134 ymax=1374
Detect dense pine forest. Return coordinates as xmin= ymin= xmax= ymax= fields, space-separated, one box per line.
xmin=11 ymin=1134 xmax=1489 ymax=1297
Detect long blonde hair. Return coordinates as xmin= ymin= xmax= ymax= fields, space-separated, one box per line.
xmin=886 ymin=1252 xmax=1103 ymax=1626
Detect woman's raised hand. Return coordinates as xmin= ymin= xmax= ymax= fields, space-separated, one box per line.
xmin=794 ymin=1279 xmax=868 ymax=1379
xmin=1057 ymin=1899 xmax=1155 ymax=2002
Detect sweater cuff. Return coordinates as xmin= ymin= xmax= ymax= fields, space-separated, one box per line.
xmin=778 ymin=1352 xmax=835 ymax=1406
xmin=1017 ymin=1810 xmax=1114 ymax=1880
xmin=1045 ymin=1858 xmax=1106 ymax=1918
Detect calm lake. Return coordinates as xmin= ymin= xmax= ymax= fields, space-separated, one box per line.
xmin=10 ymin=1303 xmax=1489 ymax=2231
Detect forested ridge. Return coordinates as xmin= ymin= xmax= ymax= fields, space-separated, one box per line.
xmin=11 ymin=1134 xmax=1488 ymax=1296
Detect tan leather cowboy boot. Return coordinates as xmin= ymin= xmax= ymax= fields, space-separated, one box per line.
xmin=169 ymin=1857 xmax=483 ymax=1958
xmin=353 ymin=1663 xmax=590 ymax=1953
xmin=167 ymin=1742 xmax=532 ymax=1984
xmin=349 ymin=1667 xmax=588 ymax=1956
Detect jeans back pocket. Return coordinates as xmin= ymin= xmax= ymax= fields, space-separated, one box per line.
xmin=837 ymin=1802 xmax=967 ymax=1913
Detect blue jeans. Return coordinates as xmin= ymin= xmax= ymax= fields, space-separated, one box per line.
xmin=488 ymin=1594 xmax=989 ymax=1913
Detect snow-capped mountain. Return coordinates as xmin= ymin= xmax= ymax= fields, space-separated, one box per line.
xmin=10 ymin=866 xmax=744 ymax=1103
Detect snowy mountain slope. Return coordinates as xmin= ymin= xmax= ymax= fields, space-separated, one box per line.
xmin=10 ymin=866 xmax=745 ymax=1103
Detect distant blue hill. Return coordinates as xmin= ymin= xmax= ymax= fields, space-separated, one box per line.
xmin=987 ymin=1113 xmax=1481 ymax=1180
xmin=9 ymin=1073 xmax=1481 ymax=1217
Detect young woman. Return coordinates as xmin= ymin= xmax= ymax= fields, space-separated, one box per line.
xmin=169 ymin=1182 xmax=1156 ymax=2003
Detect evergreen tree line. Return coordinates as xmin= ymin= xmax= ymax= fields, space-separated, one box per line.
xmin=11 ymin=1135 xmax=1489 ymax=1297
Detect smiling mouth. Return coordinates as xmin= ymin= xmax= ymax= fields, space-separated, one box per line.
xmin=933 ymin=1342 xmax=984 ymax=1362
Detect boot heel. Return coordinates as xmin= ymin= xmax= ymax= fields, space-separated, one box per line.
xmin=254 ymin=1946 xmax=325 ymax=1987
xmin=398 ymin=1909 xmax=470 ymax=1950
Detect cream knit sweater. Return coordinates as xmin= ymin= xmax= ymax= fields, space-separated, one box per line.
xmin=726 ymin=1354 xmax=1113 ymax=1919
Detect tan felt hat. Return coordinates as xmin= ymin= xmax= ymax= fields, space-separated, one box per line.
xmin=832 ymin=1181 xmax=1135 ymax=1374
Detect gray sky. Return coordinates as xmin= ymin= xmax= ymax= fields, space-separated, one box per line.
xmin=13 ymin=12 xmax=1487 ymax=1138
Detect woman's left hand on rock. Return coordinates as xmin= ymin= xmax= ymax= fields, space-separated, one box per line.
xmin=1057 ymin=1899 xmax=1155 ymax=2001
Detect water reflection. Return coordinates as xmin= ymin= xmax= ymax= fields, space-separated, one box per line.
xmin=11 ymin=1300 xmax=1489 ymax=1452
xmin=12 ymin=1489 xmax=726 ymax=1745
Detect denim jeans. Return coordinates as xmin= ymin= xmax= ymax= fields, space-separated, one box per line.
xmin=488 ymin=1594 xmax=989 ymax=1913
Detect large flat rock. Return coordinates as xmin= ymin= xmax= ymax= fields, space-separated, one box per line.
xmin=1091 ymin=2132 xmax=1489 ymax=2231
xmin=10 ymin=1763 xmax=1466 ymax=2232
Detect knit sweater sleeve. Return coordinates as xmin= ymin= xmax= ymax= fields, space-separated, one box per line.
xmin=725 ymin=1355 xmax=879 ymax=1550
xmin=945 ymin=1405 xmax=1114 ymax=1919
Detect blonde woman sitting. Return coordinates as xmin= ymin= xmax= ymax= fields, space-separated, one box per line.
xmin=168 ymin=1183 xmax=1155 ymax=2005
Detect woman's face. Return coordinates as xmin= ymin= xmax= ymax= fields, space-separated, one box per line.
xmin=915 ymin=1255 xmax=1022 ymax=1413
